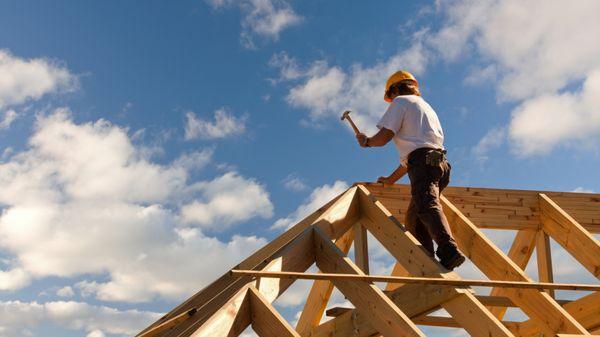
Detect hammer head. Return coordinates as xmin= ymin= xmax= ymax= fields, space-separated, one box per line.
xmin=340 ymin=110 xmax=351 ymax=121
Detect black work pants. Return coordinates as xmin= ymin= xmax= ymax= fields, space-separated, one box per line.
xmin=405 ymin=148 xmax=458 ymax=257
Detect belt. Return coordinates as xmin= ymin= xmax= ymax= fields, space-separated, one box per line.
xmin=407 ymin=147 xmax=446 ymax=161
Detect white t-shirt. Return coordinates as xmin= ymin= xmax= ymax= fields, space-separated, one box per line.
xmin=376 ymin=95 xmax=445 ymax=165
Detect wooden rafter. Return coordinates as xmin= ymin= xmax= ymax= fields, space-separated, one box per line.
xmin=138 ymin=184 xmax=600 ymax=337
xmin=313 ymin=226 xmax=425 ymax=337
xmin=488 ymin=229 xmax=537 ymax=319
xmin=441 ymin=195 xmax=589 ymax=336
xmin=539 ymin=193 xmax=600 ymax=278
xmin=190 ymin=227 xmax=316 ymax=337
xmin=514 ymin=291 xmax=600 ymax=336
xmin=536 ymin=230 xmax=555 ymax=297
xmin=311 ymin=282 xmax=460 ymax=337
xmin=353 ymin=223 xmax=370 ymax=273
xmin=356 ymin=185 xmax=514 ymax=337
xmin=247 ymin=286 xmax=300 ymax=337
xmin=364 ymin=183 xmax=600 ymax=233
xmin=295 ymin=227 xmax=355 ymax=335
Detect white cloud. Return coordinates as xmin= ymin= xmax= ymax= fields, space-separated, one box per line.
xmin=0 ymin=50 xmax=76 ymax=109
xmin=86 ymin=330 xmax=106 ymax=337
xmin=427 ymin=0 xmax=600 ymax=156
xmin=268 ymin=52 xmax=302 ymax=82
xmin=508 ymin=69 xmax=600 ymax=155
xmin=170 ymin=148 xmax=214 ymax=171
xmin=0 ymin=268 xmax=30 ymax=291
xmin=471 ymin=127 xmax=506 ymax=162
xmin=282 ymin=174 xmax=308 ymax=192
xmin=572 ymin=187 xmax=594 ymax=193
xmin=0 ymin=300 xmax=161 ymax=337
xmin=271 ymin=180 xmax=348 ymax=230
xmin=56 ymin=286 xmax=75 ymax=298
xmin=277 ymin=0 xmax=600 ymax=156
xmin=185 ymin=108 xmax=246 ymax=140
xmin=278 ymin=40 xmax=429 ymax=133
xmin=0 ymin=110 xmax=18 ymax=130
xmin=207 ymin=0 xmax=302 ymax=49
xmin=180 ymin=172 xmax=274 ymax=230
xmin=0 ymin=109 xmax=270 ymax=302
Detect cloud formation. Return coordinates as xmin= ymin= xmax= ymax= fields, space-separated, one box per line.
xmin=282 ymin=173 xmax=308 ymax=192
xmin=276 ymin=0 xmax=600 ymax=156
xmin=0 ymin=50 xmax=76 ymax=109
xmin=185 ymin=108 xmax=247 ymax=140
xmin=0 ymin=109 xmax=270 ymax=302
xmin=0 ymin=300 xmax=161 ymax=337
xmin=273 ymin=41 xmax=428 ymax=133
xmin=429 ymin=0 xmax=600 ymax=155
xmin=180 ymin=172 xmax=274 ymax=229
xmin=206 ymin=0 xmax=302 ymax=49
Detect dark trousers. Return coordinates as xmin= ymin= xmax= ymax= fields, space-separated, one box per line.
xmin=405 ymin=148 xmax=458 ymax=257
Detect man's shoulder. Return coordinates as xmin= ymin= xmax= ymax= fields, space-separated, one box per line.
xmin=392 ymin=95 xmax=427 ymax=109
xmin=393 ymin=94 xmax=423 ymax=104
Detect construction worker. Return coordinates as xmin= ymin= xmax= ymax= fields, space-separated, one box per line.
xmin=356 ymin=70 xmax=465 ymax=270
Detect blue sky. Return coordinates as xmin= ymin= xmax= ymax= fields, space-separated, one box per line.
xmin=0 ymin=1 xmax=599 ymax=336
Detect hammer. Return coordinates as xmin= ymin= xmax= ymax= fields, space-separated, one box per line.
xmin=340 ymin=110 xmax=361 ymax=135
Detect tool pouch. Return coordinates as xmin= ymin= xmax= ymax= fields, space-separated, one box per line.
xmin=425 ymin=151 xmax=445 ymax=166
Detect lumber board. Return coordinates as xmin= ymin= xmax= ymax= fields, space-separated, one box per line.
xmin=356 ymin=185 xmax=514 ymax=337
xmin=248 ymin=286 xmax=300 ymax=337
xmin=138 ymin=187 xmax=360 ymax=337
xmin=515 ymin=291 xmax=600 ymax=337
xmin=295 ymin=227 xmax=355 ymax=335
xmin=254 ymin=228 xmax=316 ymax=303
xmin=353 ymin=223 xmax=369 ymax=273
xmin=310 ymin=283 xmax=459 ymax=337
xmin=441 ymin=195 xmax=589 ymax=336
xmin=539 ymin=194 xmax=600 ymax=278
xmin=232 ymin=270 xmax=600 ymax=291
xmin=385 ymin=262 xmax=410 ymax=291
xmin=190 ymin=284 xmax=252 ymax=337
xmin=313 ymin=226 xmax=425 ymax=337
xmin=362 ymin=183 xmax=600 ymax=233
xmin=536 ymin=230 xmax=555 ymax=297
xmin=189 ymin=228 xmax=315 ymax=337
xmin=488 ymin=229 xmax=537 ymax=319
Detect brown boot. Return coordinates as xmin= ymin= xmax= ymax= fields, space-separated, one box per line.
xmin=436 ymin=244 xmax=466 ymax=270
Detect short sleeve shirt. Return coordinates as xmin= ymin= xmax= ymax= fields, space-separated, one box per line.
xmin=376 ymin=95 xmax=445 ymax=165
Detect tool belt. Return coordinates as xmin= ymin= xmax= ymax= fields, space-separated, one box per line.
xmin=408 ymin=147 xmax=447 ymax=166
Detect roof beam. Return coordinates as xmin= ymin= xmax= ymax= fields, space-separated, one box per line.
xmin=441 ymin=195 xmax=589 ymax=336
xmin=356 ymin=185 xmax=513 ymax=337
xmin=314 ymin=226 xmax=426 ymax=337
xmin=539 ymin=193 xmax=600 ymax=279
xmin=536 ymin=230 xmax=555 ymax=297
xmin=488 ymin=229 xmax=537 ymax=319
xmin=515 ymin=291 xmax=600 ymax=337
xmin=247 ymin=286 xmax=300 ymax=337
xmin=295 ymin=227 xmax=355 ymax=335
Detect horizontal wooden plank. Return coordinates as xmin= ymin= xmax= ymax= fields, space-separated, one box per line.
xmin=363 ymin=184 xmax=599 ymax=233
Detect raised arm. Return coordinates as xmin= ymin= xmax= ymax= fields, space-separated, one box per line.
xmin=356 ymin=127 xmax=394 ymax=147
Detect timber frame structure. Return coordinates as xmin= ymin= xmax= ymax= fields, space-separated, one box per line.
xmin=138 ymin=183 xmax=600 ymax=337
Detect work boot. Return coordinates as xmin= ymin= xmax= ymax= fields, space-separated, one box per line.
xmin=436 ymin=244 xmax=466 ymax=270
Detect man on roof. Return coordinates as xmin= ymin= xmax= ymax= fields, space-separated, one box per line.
xmin=356 ymin=70 xmax=465 ymax=270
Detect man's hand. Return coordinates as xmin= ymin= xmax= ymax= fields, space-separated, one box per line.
xmin=356 ymin=133 xmax=369 ymax=147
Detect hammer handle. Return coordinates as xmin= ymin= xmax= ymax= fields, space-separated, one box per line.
xmin=345 ymin=116 xmax=361 ymax=135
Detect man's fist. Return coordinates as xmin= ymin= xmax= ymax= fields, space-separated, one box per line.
xmin=356 ymin=133 xmax=368 ymax=147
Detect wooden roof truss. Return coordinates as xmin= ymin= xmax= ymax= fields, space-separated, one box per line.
xmin=137 ymin=183 xmax=600 ymax=337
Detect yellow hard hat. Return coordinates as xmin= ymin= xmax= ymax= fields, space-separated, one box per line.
xmin=384 ymin=70 xmax=418 ymax=102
